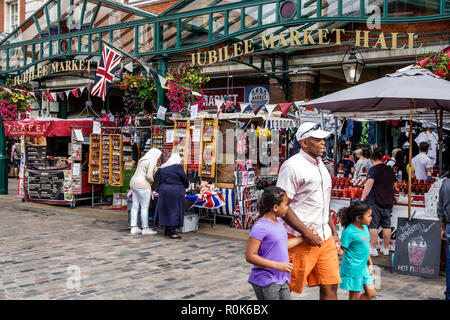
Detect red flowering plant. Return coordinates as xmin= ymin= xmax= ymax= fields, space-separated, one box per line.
xmin=418 ymin=51 xmax=450 ymax=78
xmin=0 ymin=82 xmax=34 ymax=120
xmin=165 ymin=64 xmax=209 ymax=113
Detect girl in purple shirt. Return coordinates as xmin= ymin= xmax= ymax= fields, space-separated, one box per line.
xmin=246 ymin=186 xmax=303 ymax=300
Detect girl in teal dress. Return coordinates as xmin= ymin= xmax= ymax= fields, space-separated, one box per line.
xmin=338 ymin=202 xmax=377 ymax=300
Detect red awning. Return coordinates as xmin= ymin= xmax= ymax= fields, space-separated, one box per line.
xmin=4 ymin=120 xmax=117 ymax=137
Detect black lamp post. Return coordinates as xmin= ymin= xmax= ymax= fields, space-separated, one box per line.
xmin=341 ymin=47 xmax=364 ymax=84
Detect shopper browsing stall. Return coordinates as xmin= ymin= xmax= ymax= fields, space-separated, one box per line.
xmin=411 ymin=142 xmax=434 ymax=181
xmin=360 ymin=150 xmax=396 ymax=257
xmin=354 ymin=149 xmax=368 ymax=179
xmin=129 ymin=148 xmax=162 ymax=235
xmin=154 ymin=153 xmax=189 ymax=240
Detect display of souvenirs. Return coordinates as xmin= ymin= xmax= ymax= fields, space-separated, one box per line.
xmin=110 ymin=134 xmax=123 ymax=186
xmin=151 ymin=126 xmax=165 ymax=166
xmin=163 ymin=128 xmax=174 ymax=164
xmin=88 ymin=134 xmax=101 ymax=184
xmin=101 ymin=134 xmax=111 ymax=184
xmin=199 ymin=118 xmax=218 ymax=177
xmin=189 ymin=126 xmax=201 ymax=172
xmin=173 ymin=120 xmax=191 ymax=171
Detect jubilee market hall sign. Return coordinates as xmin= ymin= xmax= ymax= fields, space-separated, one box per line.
xmin=191 ymin=29 xmax=421 ymax=66
xmin=10 ymin=60 xmax=93 ymax=86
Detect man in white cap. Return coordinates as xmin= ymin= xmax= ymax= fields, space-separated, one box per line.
xmin=276 ymin=122 xmax=341 ymax=299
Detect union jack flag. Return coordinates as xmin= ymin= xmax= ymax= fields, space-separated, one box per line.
xmin=192 ymin=192 xmax=225 ymax=209
xmin=91 ymin=45 xmax=122 ymax=101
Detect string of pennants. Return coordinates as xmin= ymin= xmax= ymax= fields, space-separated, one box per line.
xmin=0 ymin=83 xmax=94 ymax=103
xmin=210 ymin=100 xmax=309 ymax=116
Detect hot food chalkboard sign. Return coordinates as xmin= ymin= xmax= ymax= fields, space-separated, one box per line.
xmin=393 ymin=217 xmax=441 ymax=278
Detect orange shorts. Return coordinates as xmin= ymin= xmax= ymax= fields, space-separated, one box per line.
xmin=288 ymin=235 xmax=341 ymax=294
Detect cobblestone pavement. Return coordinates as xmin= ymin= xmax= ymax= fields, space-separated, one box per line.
xmin=0 ymin=205 xmax=446 ymax=300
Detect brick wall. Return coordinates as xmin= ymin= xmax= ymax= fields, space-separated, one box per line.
xmin=139 ymin=0 xmax=180 ymax=14
xmin=20 ymin=0 xmax=25 ymax=24
xmin=0 ymin=1 xmax=4 ymax=33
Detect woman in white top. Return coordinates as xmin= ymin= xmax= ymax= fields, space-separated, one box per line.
xmin=129 ymin=148 xmax=162 ymax=235
xmin=353 ymin=149 xmax=367 ymax=180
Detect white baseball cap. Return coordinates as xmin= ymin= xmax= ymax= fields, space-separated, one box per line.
xmin=296 ymin=122 xmax=331 ymax=141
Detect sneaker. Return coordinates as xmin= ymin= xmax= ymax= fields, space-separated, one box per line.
xmin=130 ymin=227 xmax=142 ymax=235
xmin=141 ymin=228 xmax=157 ymax=235
xmin=381 ymin=248 xmax=390 ymax=256
xmin=370 ymin=248 xmax=379 ymax=257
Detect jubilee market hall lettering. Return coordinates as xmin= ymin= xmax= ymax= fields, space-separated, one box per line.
xmin=11 ymin=60 xmax=92 ymax=86
xmin=191 ymin=29 xmax=421 ymax=66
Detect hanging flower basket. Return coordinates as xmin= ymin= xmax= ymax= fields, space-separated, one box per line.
xmin=417 ymin=47 xmax=450 ymax=78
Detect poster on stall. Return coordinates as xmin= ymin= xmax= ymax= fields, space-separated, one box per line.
xmin=157 ymin=106 xmax=167 ymax=121
xmin=165 ymin=130 xmax=174 ymax=144
xmin=93 ymin=121 xmax=101 ymax=134
xmin=393 ymin=218 xmax=441 ymax=278
xmin=17 ymin=136 xmax=25 ymax=198
xmin=71 ymin=163 xmax=82 ymax=195
xmin=71 ymin=130 xmax=82 ymax=161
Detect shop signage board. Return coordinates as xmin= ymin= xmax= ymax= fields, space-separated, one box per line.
xmin=190 ymin=30 xmax=420 ymax=66
xmin=71 ymin=129 xmax=82 ymax=194
xmin=245 ymin=85 xmax=270 ymax=108
xmin=202 ymin=87 xmax=245 ymax=109
xmin=25 ymin=170 xmax=65 ymax=201
xmin=393 ymin=218 xmax=441 ymax=278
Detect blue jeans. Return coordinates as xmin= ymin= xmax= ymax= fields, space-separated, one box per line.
xmin=445 ymin=224 xmax=450 ymax=300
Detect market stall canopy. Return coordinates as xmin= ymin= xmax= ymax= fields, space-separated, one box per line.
xmin=300 ymin=69 xmax=450 ymax=112
xmin=4 ymin=119 xmax=117 ymax=137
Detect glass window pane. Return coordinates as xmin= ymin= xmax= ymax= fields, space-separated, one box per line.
xmin=70 ymin=37 xmax=78 ymax=53
xmin=138 ymin=24 xmax=154 ymax=53
xmin=33 ymin=43 xmax=41 ymax=61
xmin=244 ymin=6 xmax=258 ymax=29
xmin=43 ymin=42 xmax=50 ymax=59
xmin=51 ymin=40 xmax=58 ymax=55
xmin=342 ymin=0 xmax=360 ymax=16
xmin=322 ymin=0 xmax=339 ymax=17
xmin=162 ymin=20 xmax=177 ymax=50
xmin=37 ymin=8 xmax=48 ymax=33
xmin=83 ymin=2 xmax=97 ymax=25
xmin=262 ymin=3 xmax=277 ymax=24
xmin=9 ymin=47 xmax=24 ymax=69
xmin=80 ymin=35 xmax=90 ymax=52
xmin=113 ymin=27 xmax=134 ymax=54
xmin=25 ymin=45 xmax=32 ymax=65
xmin=0 ymin=50 xmax=7 ymax=71
xmin=212 ymin=12 xmax=225 ymax=40
xmin=180 ymin=15 xmax=209 ymax=47
xmin=48 ymin=1 xmax=58 ymax=26
xmin=228 ymin=9 xmax=242 ymax=35
xmin=388 ymin=0 xmax=440 ymax=17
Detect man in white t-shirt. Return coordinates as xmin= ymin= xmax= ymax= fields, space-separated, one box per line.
xmin=415 ymin=130 xmax=438 ymax=165
xmin=412 ymin=142 xmax=434 ymax=180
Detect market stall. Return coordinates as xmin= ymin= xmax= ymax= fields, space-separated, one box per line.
xmin=4 ymin=118 xmax=116 ymax=207
xmin=300 ymin=68 xmax=450 ymax=254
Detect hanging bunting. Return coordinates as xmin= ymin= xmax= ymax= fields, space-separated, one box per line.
xmin=239 ymin=103 xmax=250 ymax=113
xmin=57 ymin=92 xmax=66 ymax=101
xmin=251 ymin=104 xmax=264 ymax=115
xmin=215 ymin=98 xmax=224 ymax=112
xmin=167 ymin=80 xmax=177 ymax=92
xmin=294 ymin=100 xmax=305 ymax=108
xmin=158 ymin=74 xmax=167 ymax=87
xmin=191 ymin=91 xmax=202 ymax=97
xmin=265 ymin=104 xmax=278 ymax=115
xmin=71 ymin=88 xmax=80 ymax=98
xmin=50 ymin=92 xmax=58 ymax=102
xmin=124 ymin=62 xmax=133 ymax=73
xmin=45 ymin=93 xmax=55 ymax=102
xmin=279 ymin=103 xmax=293 ymax=116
